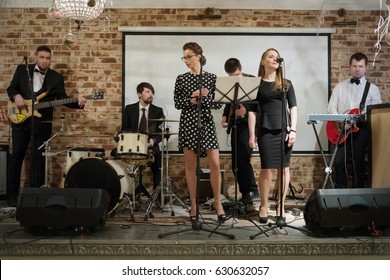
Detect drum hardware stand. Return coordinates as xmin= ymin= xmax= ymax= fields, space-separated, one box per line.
xmin=249 ymin=58 xmax=310 ymax=239
xmin=38 ymin=116 xmax=65 ymax=188
xmin=109 ymin=163 xmax=151 ymax=221
xmin=144 ymin=125 xmax=187 ymax=221
xmin=134 ymin=164 xmax=151 ymax=198
xmin=158 ymin=66 xmax=234 ymax=240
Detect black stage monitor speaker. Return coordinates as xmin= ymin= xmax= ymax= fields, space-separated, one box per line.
xmin=0 ymin=144 xmax=8 ymax=196
xmin=304 ymin=188 xmax=390 ymax=234
xmin=16 ymin=188 xmax=109 ymax=233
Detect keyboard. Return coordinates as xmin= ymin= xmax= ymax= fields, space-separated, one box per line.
xmin=308 ymin=114 xmax=364 ymax=122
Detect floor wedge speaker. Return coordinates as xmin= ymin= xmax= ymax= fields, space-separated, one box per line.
xmin=16 ymin=188 xmax=109 ymax=233
xmin=304 ymin=188 xmax=390 ymax=234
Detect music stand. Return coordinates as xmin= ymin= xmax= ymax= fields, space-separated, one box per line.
xmin=158 ymin=68 xmax=234 ymax=240
xmin=249 ymin=60 xmax=310 ymax=239
xmin=211 ymin=76 xmax=268 ymax=235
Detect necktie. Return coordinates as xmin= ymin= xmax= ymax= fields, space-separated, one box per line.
xmin=350 ymin=78 xmax=360 ymax=85
xmin=34 ymin=69 xmax=45 ymax=75
xmin=139 ymin=108 xmax=147 ymax=133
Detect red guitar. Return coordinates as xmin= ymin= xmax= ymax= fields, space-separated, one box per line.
xmin=326 ymin=108 xmax=360 ymax=145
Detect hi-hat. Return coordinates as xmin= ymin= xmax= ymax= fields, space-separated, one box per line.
xmin=150 ymin=132 xmax=178 ymax=136
xmin=148 ymin=118 xmax=179 ymax=122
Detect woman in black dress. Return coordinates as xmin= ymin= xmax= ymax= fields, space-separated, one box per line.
xmin=174 ymin=42 xmax=226 ymax=222
xmin=248 ymin=48 xmax=298 ymax=223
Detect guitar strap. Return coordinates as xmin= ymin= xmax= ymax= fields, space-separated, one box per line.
xmin=359 ymin=82 xmax=371 ymax=112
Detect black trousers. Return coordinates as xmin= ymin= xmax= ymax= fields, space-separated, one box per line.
xmin=150 ymin=149 xmax=161 ymax=190
xmin=333 ymin=124 xmax=369 ymax=188
xmin=7 ymin=120 xmax=51 ymax=200
xmin=231 ymin=121 xmax=258 ymax=195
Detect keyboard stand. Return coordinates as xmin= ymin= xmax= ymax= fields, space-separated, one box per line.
xmin=307 ymin=120 xmax=344 ymax=189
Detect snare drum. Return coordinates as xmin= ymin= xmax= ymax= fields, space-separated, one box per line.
xmin=64 ymin=157 xmax=134 ymax=211
xmin=66 ymin=148 xmax=105 ymax=172
xmin=117 ymin=132 xmax=149 ymax=160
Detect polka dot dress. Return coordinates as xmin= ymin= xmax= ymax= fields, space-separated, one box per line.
xmin=174 ymin=72 xmax=222 ymax=157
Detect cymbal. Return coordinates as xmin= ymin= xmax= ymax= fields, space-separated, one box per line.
xmin=148 ymin=118 xmax=179 ymax=122
xmin=150 ymin=132 xmax=178 ymax=136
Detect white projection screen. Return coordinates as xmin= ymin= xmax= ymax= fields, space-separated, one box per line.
xmin=122 ymin=28 xmax=332 ymax=153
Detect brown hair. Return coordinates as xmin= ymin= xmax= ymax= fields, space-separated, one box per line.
xmin=137 ymin=82 xmax=155 ymax=95
xmin=183 ymin=42 xmax=207 ymax=66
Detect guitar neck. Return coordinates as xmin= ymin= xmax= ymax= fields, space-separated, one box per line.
xmin=34 ymin=97 xmax=79 ymax=110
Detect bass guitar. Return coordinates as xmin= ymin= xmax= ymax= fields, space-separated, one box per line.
xmin=326 ymin=108 xmax=360 ymax=145
xmin=7 ymin=91 xmax=104 ymax=124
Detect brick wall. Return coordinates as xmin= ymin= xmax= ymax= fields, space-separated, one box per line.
xmin=0 ymin=8 xmax=388 ymax=199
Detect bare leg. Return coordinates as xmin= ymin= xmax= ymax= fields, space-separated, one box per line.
xmin=206 ymin=149 xmax=225 ymax=216
xmin=258 ymin=168 xmax=272 ymax=218
xmin=183 ymin=148 xmax=197 ymax=217
xmin=276 ymin=167 xmax=290 ymax=217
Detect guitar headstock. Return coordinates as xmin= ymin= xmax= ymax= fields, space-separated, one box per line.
xmin=86 ymin=91 xmax=104 ymax=100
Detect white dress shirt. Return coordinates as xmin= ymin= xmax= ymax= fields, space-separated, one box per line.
xmin=33 ymin=66 xmax=46 ymax=93
xmin=328 ymin=76 xmax=382 ymax=114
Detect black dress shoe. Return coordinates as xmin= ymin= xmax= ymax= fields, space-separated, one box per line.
xmin=7 ymin=199 xmax=17 ymax=207
xmin=239 ymin=191 xmax=259 ymax=205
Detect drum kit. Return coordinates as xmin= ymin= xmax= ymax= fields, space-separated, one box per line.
xmin=47 ymin=117 xmax=187 ymax=221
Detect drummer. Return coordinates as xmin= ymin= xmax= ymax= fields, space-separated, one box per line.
xmin=122 ymin=82 xmax=164 ymax=191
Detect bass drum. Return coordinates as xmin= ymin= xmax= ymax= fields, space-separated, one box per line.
xmin=64 ymin=157 xmax=134 ymax=211
xmin=66 ymin=148 xmax=105 ymax=172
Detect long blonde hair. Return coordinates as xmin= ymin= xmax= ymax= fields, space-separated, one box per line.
xmin=258 ymin=48 xmax=289 ymax=92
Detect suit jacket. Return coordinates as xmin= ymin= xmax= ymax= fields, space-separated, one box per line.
xmin=7 ymin=64 xmax=80 ymax=127
xmin=122 ymin=102 xmax=164 ymax=151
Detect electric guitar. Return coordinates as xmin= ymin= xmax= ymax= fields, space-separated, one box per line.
xmin=7 ymin=91 xmax=104 ymax=124
xmin=326 ymin=108 xmax=360 ymax=145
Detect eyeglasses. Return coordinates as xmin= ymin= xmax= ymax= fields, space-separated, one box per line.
xmin=181 ymin=54 xmax=196 ymax=61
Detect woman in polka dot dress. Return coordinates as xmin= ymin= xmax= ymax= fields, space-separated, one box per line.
xmin=174 ymin=42 xmax=226 ymax=223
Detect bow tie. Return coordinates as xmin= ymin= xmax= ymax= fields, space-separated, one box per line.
xmin=350 ymin=78 xmax=360 ymax=85
xmin=34 ymin=69 xmax=45 ymax=75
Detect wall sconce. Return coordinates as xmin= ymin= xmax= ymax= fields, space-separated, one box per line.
xmin=332 ymin=8 xmax=357 ymax=26
xmin=197 ymin=7 xmax=222 ymax=20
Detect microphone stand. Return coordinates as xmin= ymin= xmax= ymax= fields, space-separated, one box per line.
xmin=25 ymin=57 xmax=36 ymax=188
xmin=250 ymin=59 xmax=309 ymax=239
xmin=158 ymin=65 xmax=234 ymax=239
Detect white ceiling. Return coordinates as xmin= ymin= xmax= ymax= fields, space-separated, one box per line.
xmin=1 ymin=0 xmax=384 ymax=10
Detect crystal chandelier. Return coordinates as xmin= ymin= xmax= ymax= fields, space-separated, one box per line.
xmin=54 ymin=0 xmax=107 ymax=23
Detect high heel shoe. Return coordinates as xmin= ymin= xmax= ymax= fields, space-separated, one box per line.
xmin=276 ymin=205 xmax=286 ymax=221
xmin=214 ymin=203 xmax=226 ymax=223
xmin=259 ymin=205 xmax=268 ymax=224
xmin=217 ymin=213 xmax=227 ymax=223
xmin=189 ymin=207 xmax=197 ymax=222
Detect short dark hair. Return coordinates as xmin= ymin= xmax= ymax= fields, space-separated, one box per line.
xmin=137 ymin=82 xmax=155 ymax=95
xmin=349 ymin=52 xmax=368 ymax=66
xmin=224 ymin=58 xmax=242 ymax=74
xmin=36 ymin=45 xmax=52 ymax=54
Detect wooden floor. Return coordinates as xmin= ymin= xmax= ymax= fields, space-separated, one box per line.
xmin=1 ymin=196 xmax=389 ymax=259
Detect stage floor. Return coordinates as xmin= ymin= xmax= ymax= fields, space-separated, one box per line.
xmin=1 ymin=197 xmax=389 ymax=259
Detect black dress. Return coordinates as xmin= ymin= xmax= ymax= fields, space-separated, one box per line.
xmin=174 ymin=72 xmax=222 ymax=157
xmin=250 ymin=80 xmax=297 ymax=168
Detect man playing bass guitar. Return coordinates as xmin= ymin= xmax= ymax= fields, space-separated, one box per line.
xmin=6 ymin=45 xmax=87 ymax=206
xmin=328 ymin=52 xmax=381 ymax=189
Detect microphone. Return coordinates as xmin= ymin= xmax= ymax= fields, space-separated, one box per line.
xmin=276 ymin=57 xmax=284 ymax=63
xmin=60 ymin=114 xmax=65 ymax=131
xmin=23 ymin=56 xmax=28 ymax=66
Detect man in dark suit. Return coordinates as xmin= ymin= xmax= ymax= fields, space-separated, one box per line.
xmin=221 ymin=58 xmax=258 ymax=205
xmin=6 ymin=45 xmax=87 ymax=206
xmin=122 ymin=82 xmax=164 ymax=191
